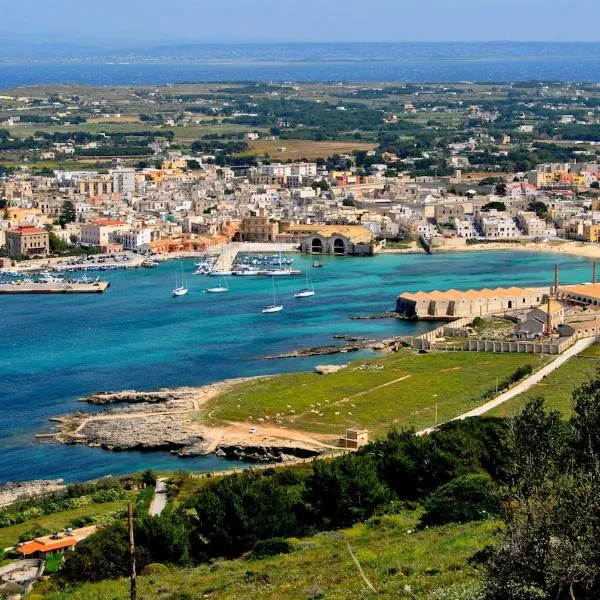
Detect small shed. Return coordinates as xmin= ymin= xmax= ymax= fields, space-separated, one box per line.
xmin=340 ymin=428 xmax=369 ymax=449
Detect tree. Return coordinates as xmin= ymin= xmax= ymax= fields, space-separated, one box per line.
xmin=420 ymin=473 xmax=499 ymax=526
xmin=482 ymin=201 xmax=506 ymax=212
xmin=59 ymin=200 xmax=77 ymax=227
xmin=527 ymin=201 xmax=549 ymax=219
xmin=495 ymin=183 xmax=507 ymax=196
xmin=186 ymin=159 xmax=201 ymax=170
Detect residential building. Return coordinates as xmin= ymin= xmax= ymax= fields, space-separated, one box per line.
xmin=4 ymin=226 xmax=49 ymax=257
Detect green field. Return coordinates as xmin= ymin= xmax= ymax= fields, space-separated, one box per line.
xmin=489 ymin=344 xmax=600 ymax=418
xmin=35 ymin=509 xmax=494 ymax=600
xmin=0 ymin=499 xmax=130 ymax=551
xmin=205 ymin=350 xmax=548 ymax=436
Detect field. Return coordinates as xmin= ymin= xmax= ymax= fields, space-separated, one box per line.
xmin=488 ymin=343 xmax=600 ymax=418
xmin=204 ymin=350 xmax=547 ymax=436
xmin=0 ymin=499 xmax=130 ymax=551
xmin=35 ymin=509 xmax=494 ymax=600
xmin=242 ymin=138 xmax=377 ymax=160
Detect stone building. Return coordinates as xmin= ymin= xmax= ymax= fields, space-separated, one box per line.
xmin=5 ymin=226 xmax=49 ymax=257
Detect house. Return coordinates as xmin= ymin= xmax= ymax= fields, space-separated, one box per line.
xmin=17 ymin=526 xmax=97 ymax=559
xmin=80 ymin=220 xmax=129 ymax=247
xmin=5 ymin=226 xmax=49 ymax=257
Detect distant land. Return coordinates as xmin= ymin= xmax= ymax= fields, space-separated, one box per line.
xmin=1 ymin=42 xmax=600 ymax=87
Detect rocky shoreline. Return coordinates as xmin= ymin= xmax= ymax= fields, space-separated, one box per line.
xmin=0 ymin=479 xmax=65 ymax=508
xmin=42 ymin=380 xmax=331 ymax=464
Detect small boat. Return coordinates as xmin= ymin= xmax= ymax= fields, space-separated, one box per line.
xmin=172 ymin=259 xmax=188 ymax=297
xmin=313 ymin=261 xmax=323 ymax=268
xmin=262 ymin=278 xmax=283 ymax=313
xmin=294 ymin=272 xmax=315 ymax=298
xmin=206 ymin=278 xmax=229 ymax=293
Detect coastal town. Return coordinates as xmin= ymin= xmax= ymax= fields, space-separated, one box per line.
xmin=2 ymin=81 xmax=600 ymax=275
xmin=3 ymin=77 xmax=600 ymax=600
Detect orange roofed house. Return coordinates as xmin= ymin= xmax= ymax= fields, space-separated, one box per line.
xmin=17 ymin=526 xmax=97 ymax=559
xmin=5 ymin=226 xmax=50 ymax=257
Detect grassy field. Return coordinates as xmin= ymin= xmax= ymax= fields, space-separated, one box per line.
xmin=35 ymin=509 xmax=494 ymax=600
xmin=241 ymin=139 xmax=377 ymax=160
xmin=205 ymin=350 xmax=547 ymax=436
xmin=0 ymin=499 xmax=130 ymax=551
xmin=488 ymin=343 xmax=600 ymax=419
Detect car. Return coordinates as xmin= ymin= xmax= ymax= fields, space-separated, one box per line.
xmin=249 ymin=427 xmax=257 ymax=434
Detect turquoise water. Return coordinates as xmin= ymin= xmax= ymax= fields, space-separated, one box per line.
xmin=0 ymin=250 xmax=595 ymax=483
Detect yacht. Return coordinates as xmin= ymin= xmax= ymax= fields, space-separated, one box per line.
xmin=171 ymin=259 xmax=189 ymax=297
xmin=262 ymin=278 xmax=284 ymax=313
xmin=205 ymin=278 xmax=229 ymax=293
xmin=294 ymin=272 xmax=315 ymax=298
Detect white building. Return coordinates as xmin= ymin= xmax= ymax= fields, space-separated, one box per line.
xmin=110 ymin=168 xmax=136 ymax=194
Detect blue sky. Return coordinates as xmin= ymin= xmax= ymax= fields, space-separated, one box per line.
xmin=1 ymin=0 xmax=598 ymax=44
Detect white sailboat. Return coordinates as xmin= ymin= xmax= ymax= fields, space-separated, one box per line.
xmin=262 ymin=277 xmax=283 ymax=313
xmin=294 ymin=272 xmax=315 ymax=298
xmin=205 ymin=277 xmax=229 ymax=293
xmin=172 ymin=259 xmax=189 ymax=297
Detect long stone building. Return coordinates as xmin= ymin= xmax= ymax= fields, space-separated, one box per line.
xmin=396 ymin=286 xmax=548 ymax=320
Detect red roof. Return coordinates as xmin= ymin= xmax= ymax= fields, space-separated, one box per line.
xmin=13 ymin=226 xmax=47 ymax=235
xmin=18 ymin=537 xmax=76 ymax=555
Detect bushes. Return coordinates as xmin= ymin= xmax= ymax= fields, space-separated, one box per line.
xmin=141 ymin=562 xmax=169 ymax=576
xmin=251 ymin=538 xmax=292 ymax=559
xmin=420 ymin=474 xmax=500 ymax=526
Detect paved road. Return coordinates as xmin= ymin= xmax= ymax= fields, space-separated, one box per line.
xmin=148 ymin=478 xmax=168 ymax=517
xmin=419 ymin=337 xmax=596 ymax=435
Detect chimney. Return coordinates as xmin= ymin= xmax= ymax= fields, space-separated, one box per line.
xmin=594 ymin=262 xmax=598 ymax=285
xmin=545 ymin=295 xmax=553 ymax=337
xmin=554 ymin=263 xmax=559 ymax=296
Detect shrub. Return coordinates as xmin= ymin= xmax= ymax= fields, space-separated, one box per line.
xmin=420 ymin=474 xmax=500 ymax=526
xmin=251 ymin=537 xmax=292 ymax=559
xmin=141 ymin=563 xmax=169 ymax=576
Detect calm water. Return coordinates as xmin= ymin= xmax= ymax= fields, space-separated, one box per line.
xmin=1 ymin=56 xmax=600 ymax=87
xmin=0 ymin=251 xmax=595 ymax=483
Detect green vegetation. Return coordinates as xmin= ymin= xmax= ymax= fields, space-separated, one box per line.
xmin=205 ymin=351 xmax=545 ymax=434
xmin=489 ymin=343 xmax=600 ymax=418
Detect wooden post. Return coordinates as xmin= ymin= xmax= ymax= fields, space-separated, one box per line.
xmin=128 ymin=502 xmax=136 ymax=600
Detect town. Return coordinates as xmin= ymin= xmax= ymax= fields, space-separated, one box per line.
xmin=1 ymin=81 xmax=600 ymax=268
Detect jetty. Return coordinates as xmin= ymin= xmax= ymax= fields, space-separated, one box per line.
xmin=0 ymin=281 xmax=109 ymax=294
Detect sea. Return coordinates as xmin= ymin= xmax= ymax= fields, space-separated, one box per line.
xmin=1 ymin=42 xmax=600 ymax=87
xmin=0 ymin=250 xmax=597 ymax=483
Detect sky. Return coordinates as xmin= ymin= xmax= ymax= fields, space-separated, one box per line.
xmin=0 ymin=0 xmax=599 ymax=46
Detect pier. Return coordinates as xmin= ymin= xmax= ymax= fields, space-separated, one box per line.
xmin=0 ymin=281 xmax=110 ymax=294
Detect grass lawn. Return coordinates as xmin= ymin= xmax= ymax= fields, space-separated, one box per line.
xmin=0 ymin=499 xmax=130 ymax=551
xmin=488 ymin=343 xmax=600 ymax=419
xmin=35 ymin=509 xmax=495 ymax=600
xmin=205 ymin=350 xmax=547 ymax=436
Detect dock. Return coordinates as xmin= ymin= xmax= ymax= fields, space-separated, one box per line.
xmin=0 ymin=281 xmax=110 ymax=294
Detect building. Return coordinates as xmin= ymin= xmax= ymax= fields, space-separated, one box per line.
xmin=340 ymin=428 xmax=369 ymax=449
xmin=17 ymin=526 xmax=96 ymax=559
xmin=238 ymin=210 xmax=279 ymax=242
xmin=77 ymin=175 xmax=113 ymax=196
xmin=80 ymin=220 xmax=129 ymax=247
xmin=299 ymin=225 xmax=377 ymax=256
xmin=110 ymin=168 xmax=136 ymax=194
xmin=4 ymin=226 xmax=49 ymax=257
xmin=396 ymin=286 xmax=546 ymax=320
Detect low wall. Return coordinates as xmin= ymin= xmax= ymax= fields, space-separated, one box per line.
xmin=462 ymin=335 xmax=576 ymax=355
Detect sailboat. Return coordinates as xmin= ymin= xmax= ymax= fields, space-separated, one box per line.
xmin=262 ymin=277 xmax=283 ymax=313
xmin=294 ymin=272 xmax=315 ymax=298
xmin=172 ymin=259 xmax=189 ymax=297
xmin=270 ymin=249 xmax=293 ymax=276
xmin=206 ymin=277 xmax=229 ymax=294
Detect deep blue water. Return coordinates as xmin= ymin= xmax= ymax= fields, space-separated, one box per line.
xmin=0 ymin=251 xmax=596 ymax=483
xmin=1 ymin=55 xmax=600 ymax=88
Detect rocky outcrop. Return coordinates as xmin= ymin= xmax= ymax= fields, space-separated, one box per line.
xmin=0 ymin=480 xmax=65 ymax=508
xmin=82 ymin=388 xmax=198 ymax=405
xmin=314 ymin=364 xmax=347 ymax=375
xmin=217 ymin=444 xmax=320 ymax=463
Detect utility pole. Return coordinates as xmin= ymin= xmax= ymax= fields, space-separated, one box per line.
xmin=128 ymin=502 xmax=136 ymax=600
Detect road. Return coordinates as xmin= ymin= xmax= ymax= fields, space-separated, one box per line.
xmin=419 ymin=337 xmax=596 ymax=435
xmin=148 ymin=478 xmax=168 ymax=517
